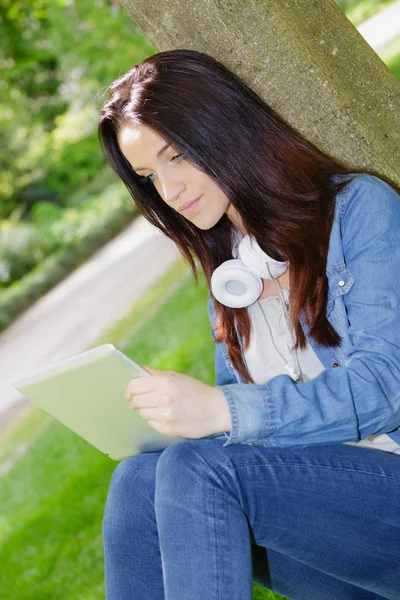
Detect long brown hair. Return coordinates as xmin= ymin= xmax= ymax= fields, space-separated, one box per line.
xmin=98 ymin=48 xmax=395 ymax=383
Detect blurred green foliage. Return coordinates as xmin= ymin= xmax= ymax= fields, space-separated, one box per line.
xmin=0 ymin=0 xmax=154 ymax=217
xmin=335 ymin=0 xmax=397 ymax=25
xmin=0 ymin=182 xmax=133 ymax=289
xmin=0 ymin=182 xmax=135 ymax=330
xmin=380 ymin=37 xmax=400 ymax=79
xmin=0 ymin=220 xmax=54 ymax=287
xmin=0 ymin=0 xmax=154 ymax=313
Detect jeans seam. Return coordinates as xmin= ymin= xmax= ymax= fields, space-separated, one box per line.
xmin=212 ymin=462 xmax=400 ymax=484
xmin=213 ymin=482 xmax=223 ymax=599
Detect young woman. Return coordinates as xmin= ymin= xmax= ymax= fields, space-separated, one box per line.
xmin=98 ymin=49 xmax=400 ymax=600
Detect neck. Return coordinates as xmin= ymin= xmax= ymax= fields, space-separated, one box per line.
xmin=226 ymin=204 xmax=247 ymax=235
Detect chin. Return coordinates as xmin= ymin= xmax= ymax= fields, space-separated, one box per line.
xmin=190 ymin=212 xmax=226 ymax=230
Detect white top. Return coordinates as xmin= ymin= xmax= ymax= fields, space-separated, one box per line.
xmin=244 ymin=287 xmax=400 ymax=455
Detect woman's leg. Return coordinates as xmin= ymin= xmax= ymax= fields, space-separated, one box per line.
xmin=103 ymin=450 xmax=369 ymax=600
xmin=154 ymin=438 xmax=399 ymax=600
xmin=251 ymin=544 xmax=387 ymax=600
xmin=102 ymin=449 xmax=387 ymax=600
xmin=103 ymin=451 xmax=164 ymax=600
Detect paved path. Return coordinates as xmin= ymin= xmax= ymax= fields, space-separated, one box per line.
xmin=357 ymin=0 xmax=400 ymax=52
xmin=0 ymin=217 xmax=181 ymax=434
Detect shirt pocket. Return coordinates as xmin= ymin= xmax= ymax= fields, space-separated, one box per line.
xmin=326 ymin=265 xmax=355 ymax=319
xmin=326 ymin=265 xmax=356 ymax=362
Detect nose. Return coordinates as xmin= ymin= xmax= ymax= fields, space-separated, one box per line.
xmin=158 ymin=170 xmax=186 ymax=207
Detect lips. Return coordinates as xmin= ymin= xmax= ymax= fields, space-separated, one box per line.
xmin=179 ymin=196 xmax=202 ymax=212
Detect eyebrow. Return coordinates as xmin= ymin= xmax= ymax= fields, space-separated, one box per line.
xmin=134 ymin=142 xmax=171 ymax=172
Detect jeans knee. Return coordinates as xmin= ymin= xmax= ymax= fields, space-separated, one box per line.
xmin=103 ymin=452 xmax=160 ymax=548
xmin=155 ymin=440 xmax=225 ymax=502
xmin=156 ymin=441 xmax=202 ymax=482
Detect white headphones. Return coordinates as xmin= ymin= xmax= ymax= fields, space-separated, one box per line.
xmin=211 ymin=233 xmax=304 ymax=382
xmin=211 ymin=234 xmax=288 ymax=309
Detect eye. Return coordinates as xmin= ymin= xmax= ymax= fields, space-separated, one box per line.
xmin=138 ymin=172 xmax=156 ymax=184
xmin=138 ymin=153 xmax=185 ymax=185
xmin=148 ymin=172 xmax=157 ymax=182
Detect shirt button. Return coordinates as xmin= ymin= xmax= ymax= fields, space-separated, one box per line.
xmin=338 ymin=280 xmax=345 ymax=287
xmin=332 ymin=362 xmax=339 ymax=368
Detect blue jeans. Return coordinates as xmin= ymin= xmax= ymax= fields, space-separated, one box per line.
xmin=103 ymin=438 xmax=400 ymax=599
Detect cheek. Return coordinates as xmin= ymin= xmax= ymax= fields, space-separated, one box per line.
xmin=213 ymin=190 xmax=231 ymax=213
xmin=205 ymin=178 xmax=229 ymax=204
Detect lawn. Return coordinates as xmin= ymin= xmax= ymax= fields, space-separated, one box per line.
xmin=0 ymin=259 xmax=285 ymax=600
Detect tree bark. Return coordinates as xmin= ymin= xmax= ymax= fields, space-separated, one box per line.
xmin=120 ymin=0 xmax=400 ymax=186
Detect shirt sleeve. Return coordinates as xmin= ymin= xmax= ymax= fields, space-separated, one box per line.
xmin=215 ymin=175 xmax=400 ymax=447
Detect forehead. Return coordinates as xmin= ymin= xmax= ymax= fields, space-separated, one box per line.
xmin=117 ymin=124 xmax=165 ymax=154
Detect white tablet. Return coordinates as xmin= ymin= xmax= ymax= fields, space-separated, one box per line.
xmin=11 ymin=344 xmax=184 ymax=460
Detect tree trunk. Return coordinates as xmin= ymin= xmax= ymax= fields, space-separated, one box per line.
xmin=120 ymin=0 xmax=400 ymax=186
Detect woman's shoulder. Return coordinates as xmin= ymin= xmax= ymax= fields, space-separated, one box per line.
xmin=332 ymin=173 xmax=400 ymax=262
xmin=341 ymin=172 xmax=398 ymax=194
xmin=334 ymin=173 xmax=400 ymax=228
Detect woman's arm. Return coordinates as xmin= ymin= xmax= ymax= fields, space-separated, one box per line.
xmin=211 ymin=175 xmax=400 ymax=447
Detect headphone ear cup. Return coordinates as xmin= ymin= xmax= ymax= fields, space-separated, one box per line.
xmin=238 ymin=235 xmax=288 ymax=279
xmin=211 ymin=259 xmax=263 ymax=308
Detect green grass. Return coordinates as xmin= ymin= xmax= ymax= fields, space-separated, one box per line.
xmin=0 ymin=259 xmax=286 ymax=600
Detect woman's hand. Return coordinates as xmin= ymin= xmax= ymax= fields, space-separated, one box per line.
xmin=125 ymin=366 xmax=232 ymax=439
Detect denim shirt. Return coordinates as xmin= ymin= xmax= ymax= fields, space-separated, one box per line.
xmin=207 ymin=174 xmax=400 ymax=448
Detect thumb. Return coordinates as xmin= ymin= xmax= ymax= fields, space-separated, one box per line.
xmin=140 ymin=364 xmax=157 ymax=373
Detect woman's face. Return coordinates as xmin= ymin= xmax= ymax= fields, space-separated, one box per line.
xmin=117 ymin=123 xmax=244 ymax=232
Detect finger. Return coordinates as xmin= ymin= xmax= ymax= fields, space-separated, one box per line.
xmin=135 ymin=407 xmax=161 ymax=420
xmin=125 ymin=377 xmax=155 ymax=399
xmin=128 ymin=394 xmax=159 ymax=410
xmin=125 ymin=385 xmax=139 ymax=401
xmin=125 ymin=384 xmax=147 ymax=401
xmin=137 ymin=364 xmax=161 ymax=375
